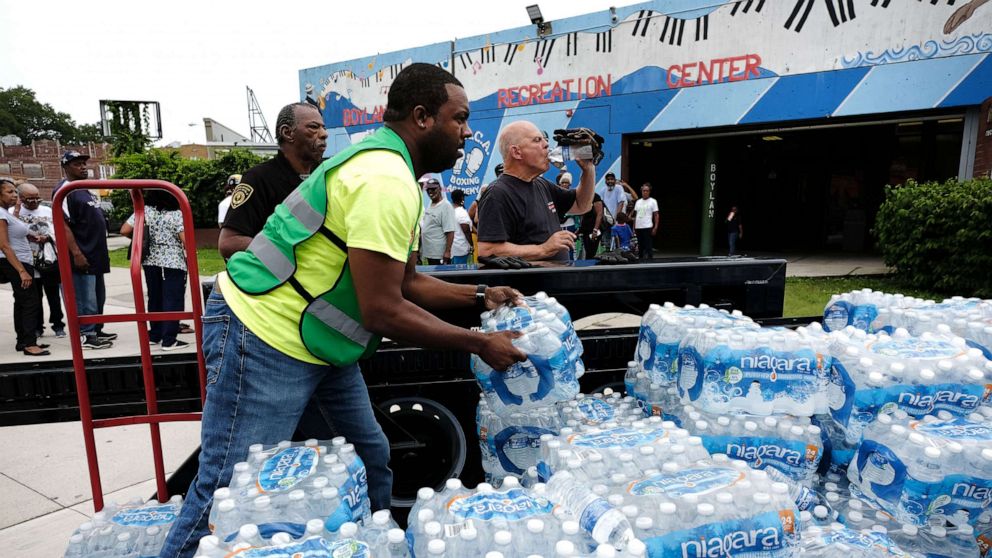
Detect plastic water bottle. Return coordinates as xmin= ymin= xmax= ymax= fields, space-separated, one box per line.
xmin=546 ymin=471 xmax=633 ymax=549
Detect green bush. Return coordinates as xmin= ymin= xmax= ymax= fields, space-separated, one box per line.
xmin=874 ymin=177 xmax=992 ymax=297
xmin=108 ymin=148 xmax=268 ymax=228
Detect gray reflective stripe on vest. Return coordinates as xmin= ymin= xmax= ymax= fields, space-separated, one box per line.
xmin=307 ymin=299 xmax=374 ymax=347
xmin=247 ymin=234 xmax=295 ymax=283
xmin=284 ymin=189 xmax=324 ymax=233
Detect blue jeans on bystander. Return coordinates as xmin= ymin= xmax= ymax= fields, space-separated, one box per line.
xmin=71 ymin=271 xmax=106 ymax=337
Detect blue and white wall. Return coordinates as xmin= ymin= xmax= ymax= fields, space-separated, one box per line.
xmin=299 ymin=0 xmax=992 ymax=206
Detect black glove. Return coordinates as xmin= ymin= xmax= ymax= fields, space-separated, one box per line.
xmin=477 ymin=256 xmax=534 ymax=270
xmin=553 ymin=128 xmax=604 ymax=147
xmin=553 ymin=128 xmax=605 ymax=166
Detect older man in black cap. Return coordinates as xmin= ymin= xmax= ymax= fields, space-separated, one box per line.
xmin=55 ymin=150 xmax=114 ymax=350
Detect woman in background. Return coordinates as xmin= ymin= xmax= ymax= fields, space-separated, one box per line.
xmin=0 ymin=179 xmax=49 ymax=356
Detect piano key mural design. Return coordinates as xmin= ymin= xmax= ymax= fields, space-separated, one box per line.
xmin=300 ymin=0 xmax=992 ymax=204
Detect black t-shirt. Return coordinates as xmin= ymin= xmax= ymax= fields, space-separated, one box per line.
xmin=727 ymin=212 xmax=741 ymax=234
xmin=223 ymin=152 xmax=309 ymax=237
xmin=63 ymin=188 xmax=109 ymax=274
xmin=477 ymin=174 xmax=576 ymax=261
xmin=578 ymin=193 xmax=604 ymax=235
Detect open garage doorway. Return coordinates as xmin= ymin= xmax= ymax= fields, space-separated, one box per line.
xmin=625 ymin=114 xmax=966 ymax=255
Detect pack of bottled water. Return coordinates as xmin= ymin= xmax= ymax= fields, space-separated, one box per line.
xmin=808 ymin=324 xmax=992 ymax=445
xmin=669 ymin=404 xmax=825 ymax=484
xmin=884 ymin=297 xmax=992 ymax=358
xmin=559 ymin=390 xmax=640 ymax=427
xmin=63 ymin=496 xmax=183 ymax=557
xmin=822 ymin=288 xmax=933 ymax=333
xmin=473 ymin=296 xmax=583 ymax=416
xmin=537 ymin=421 xmax=711 ymax=486
xmin=206 ymin=438 xmax=370 ymax=544
xmin=976 ymin=514 xmax=992 ymax=557
xmin=636 ymin=303 xmax=758 ymax=385
xmin=625 ymin=361 xmax=684 ymax=422
xmin=406 ymin=476 xmax=605 ymax=557
xmin=604 ymin=456 xmax=801 ymax=557
xmin=477 ymin=398 xmax=564 ymax=483
xmin=676 ymin=326 xmax=832 ymax=416
xmin=798 ymin=521 xmax=914 ymax=557
xmin=848 ymin=412 xmax=992 ymax=528
xmin=191 ymin=514 xmax=410 ymax=558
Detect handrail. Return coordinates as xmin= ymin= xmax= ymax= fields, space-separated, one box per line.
xmin=52 ymin=179 xmax=208 ymax=511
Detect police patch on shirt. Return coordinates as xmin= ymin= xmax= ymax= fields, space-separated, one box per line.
xmin=230 ymin=183 xmax=254 ymax=208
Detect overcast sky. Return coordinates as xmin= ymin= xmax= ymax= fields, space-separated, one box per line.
xmin=0 ymin=0 xmax=610 ymax=146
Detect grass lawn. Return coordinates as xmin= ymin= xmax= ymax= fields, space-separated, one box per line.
xmin=108 ymin=251 xmax=946 ymax=319
xmin=109 ymin=247 xmax=227 ymax=276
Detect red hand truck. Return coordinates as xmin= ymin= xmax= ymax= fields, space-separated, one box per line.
xmin=52 ymin=179 xmax=208 ymax=512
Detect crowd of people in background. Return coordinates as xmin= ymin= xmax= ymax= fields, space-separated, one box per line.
xmin=1 ymin=101 xmax=744 ymax=360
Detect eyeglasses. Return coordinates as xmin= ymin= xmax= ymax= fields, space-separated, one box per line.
xmin=23 ymin=198 xmax=41 ymax=202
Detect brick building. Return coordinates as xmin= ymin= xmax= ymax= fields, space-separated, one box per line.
xmin=0 ymin=140 xmax=114 ymax=198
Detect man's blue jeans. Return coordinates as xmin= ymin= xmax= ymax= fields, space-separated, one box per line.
xmin=159 ymin=290 xmax=393 ymax=558
xmin=71 ymin=272 xmax=105 ymax=336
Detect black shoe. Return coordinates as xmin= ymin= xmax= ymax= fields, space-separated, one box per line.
xmin=161 ymin=340 xmax=190 ymax=352
xmin=95 ymin=331 xmax=118 ymax=342
xmin=15 ymin=343 xmax=49 ymax=351
xmin=23 ymin=347 xmax=51 ymax=357
xmin=81 ymin=335 xmax=113 ymax=350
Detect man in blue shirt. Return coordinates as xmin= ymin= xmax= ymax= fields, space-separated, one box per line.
xmin=600 ymin=172 xmax=625 ymax=252
xmin=59 ymin=151 xmax=115 ymax=349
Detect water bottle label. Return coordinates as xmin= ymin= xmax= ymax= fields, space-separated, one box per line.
xmin=238 ymin=536 xmax=333 ymax=557
xmin=812 ymin=528 xmax=912 ymax=556
xmin=530 ymin=350 xmax=575 ymax=399
xmin=826 ymin=361 xmax=855 ymax=425
xmin=568 ymin=427 xmax=668 ymax=449
xmin=637 ymin=324 xmax=658 ymax=375
xmin=443 ymin=519 xmax=476 ymax=537
xmin=644 ymin=509 xmax=797 ymax=558
xmin=258 ymin=446 xmax=319 ymax=492
xmin=111 ymin=502 xmax=180 ymax=527
xmin=868 ymin=338 xmax=963 ymax=360
xmin=448 ymin=489 xmax=553 ymax=521
xmin=627 ymin=467 xmax=744 ymax=498
xmin=967 ymin=339 xmax=992 ymax=361
xmin=651 ymin=342 xmax=680 ymax=385
xmin=493 ymin=425 xmax=557 ymax=474
xmin=339 ymin=456 xmax=370 ymax=522
xmin=537 ymin=460 xmax=553 ymax=482
xmin=576 ymin=397 xmax=615 ymax=424
xmin=701 ymin=435 xmax=820 ymax=481
xmin=324 ymin=538 xmax=371 ymax=558
xmin=911 ymin=417 xmax=992 ymax=441
xmin=823 ymin=301 xmax=854 ymax=332
xmin=852 ymin=440 xmax=906 ymax=504
xmin=578 ymin=497 xmax=613 ymax=534
xmin=978 ymin=531 xmax=992 ymax=557
xmin=677 ymin=345 xmax=828 ymax=411
xmin=853 ymin=439 xmax=992 ymax=526
xmin=833 ymin=381 xmax=991 ymax=431
xmin=899 ymin=473 xmax=992 ymax=527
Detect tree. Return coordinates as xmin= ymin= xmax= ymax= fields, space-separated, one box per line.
xmin=108 ymin=148 xmax=268 ymax=227
xmin=103 ymin=100 xmax=152 ymax=156
xmin=0 ymin=86 xmax=96 ymax=144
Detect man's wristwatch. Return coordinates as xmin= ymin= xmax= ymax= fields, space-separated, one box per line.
xmin=475 ymin=284 xmax=489 ymax=310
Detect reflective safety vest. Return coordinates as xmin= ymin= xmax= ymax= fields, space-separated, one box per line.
xmin=226 ymin=127 xmax=417 ymax=366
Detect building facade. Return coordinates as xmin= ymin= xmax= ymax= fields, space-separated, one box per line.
xmin=0 ymin=140 xmax=113 ymax=199
xmin=300 ymin=0 xmax=992 ymax=254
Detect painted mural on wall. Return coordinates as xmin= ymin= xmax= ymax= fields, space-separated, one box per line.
xmin=299 ymin=0 xmax=992 ymax=204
